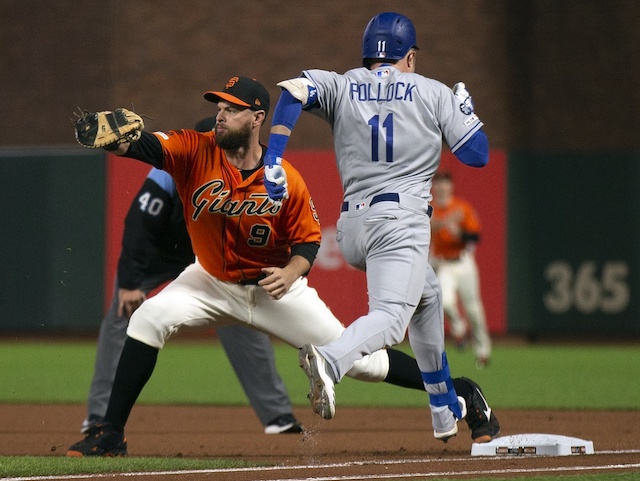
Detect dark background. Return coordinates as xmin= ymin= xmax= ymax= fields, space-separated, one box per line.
xmin=2 ymin=1 xmax=639 ymax=336
xmin=1 ymin=0 xmax=638 ymax=150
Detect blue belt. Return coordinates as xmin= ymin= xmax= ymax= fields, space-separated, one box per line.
xmin=341 ymin=193 xmax=433 ymax=217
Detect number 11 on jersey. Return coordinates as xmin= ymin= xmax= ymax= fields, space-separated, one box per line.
xmin=368 ymin=113 xmax=394 ymax=162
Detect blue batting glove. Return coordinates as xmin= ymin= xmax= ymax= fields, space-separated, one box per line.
xmin=264 ymin=154 xmax=289 ymax=205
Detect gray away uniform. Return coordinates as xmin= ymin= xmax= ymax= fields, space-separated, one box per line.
xmin=302 ymin=65 xmax=482 ymax=398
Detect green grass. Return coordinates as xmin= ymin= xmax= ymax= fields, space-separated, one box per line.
xmin=1 ymin=338 xmax=639 ymax=409
xmin=0 ymin=456 xmax=638 ymax=480
xmin=0 ymin=456 xmax=255 ymax=477
xmin=1 ymin=338 xmax=638 ymax=479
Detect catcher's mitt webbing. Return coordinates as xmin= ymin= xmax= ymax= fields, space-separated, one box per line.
xmin=74 ymin=108 xmax=144 ymax=149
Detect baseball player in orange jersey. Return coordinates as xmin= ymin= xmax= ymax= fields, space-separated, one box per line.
xmin=67 ymin=76 xmax=499 ymax=456
xmin=431 ymin=171 xmax=492 ymax=367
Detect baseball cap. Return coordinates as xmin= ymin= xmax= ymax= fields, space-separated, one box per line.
xmin=204 ymin=76 xmax=270 ymax=114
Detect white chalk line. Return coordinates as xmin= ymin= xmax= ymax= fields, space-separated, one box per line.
xmin=2 ymin=449 xmax=640 ymax=481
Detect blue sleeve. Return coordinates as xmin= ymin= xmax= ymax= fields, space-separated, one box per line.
xmin=272 ymin=89 xmax=303 ymax=130
xmin=147 ymin=168 xmax=177 ymax=196
xmin=264 ymin=89 xmax=302 ymax=159
xmin=265 ymin=90 xmax=304 ymax=160
xmin=454 ymin=129 xmax=489 ymax=167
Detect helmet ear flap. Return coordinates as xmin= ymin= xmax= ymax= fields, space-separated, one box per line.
xmin=362 ymin=12 xmax=418 ymax=61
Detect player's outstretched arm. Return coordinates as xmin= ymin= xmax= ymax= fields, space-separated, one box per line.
xmin=73 ymin=108 xmax=143 ymax=151
xmin=73 ymin=108 xmax=164 ymax=167
xmin=107 ymin=142 xmax=131 ymax=156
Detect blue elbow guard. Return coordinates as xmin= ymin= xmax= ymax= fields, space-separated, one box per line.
xmin=421 ymin=352 xmax=462 ymax=419
xmin=455 ymin=130 xmax=489 ymax=167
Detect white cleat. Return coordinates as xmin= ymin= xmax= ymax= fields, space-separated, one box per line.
xmin=431 ymin=404 xmax=458 ymax=442
xmin=431 ymin=397 xmax=467 ymax=443
xmin=299 ymin=344 xmax=335 ymax=419
xmin=434 ymin=423 xmax=458 ymax=443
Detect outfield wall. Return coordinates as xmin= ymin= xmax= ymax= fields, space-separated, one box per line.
xmin=1 ymin=148 xmax=637 ymax=337
xmin=104 ymin=150 xmax=507 ymax=335
xmin=508 ymin=151 xmax=640 ymax=337
xmin=0 ymin=148 xmax=105 ymax=332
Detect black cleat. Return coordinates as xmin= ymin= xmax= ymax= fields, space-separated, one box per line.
xmin=67 ymin=422 xmax=127 ymax=457
xmin=460 ymin=377 xmax=500 ymax=443
xmin=264 ymin=413 xmax=305 ymax=434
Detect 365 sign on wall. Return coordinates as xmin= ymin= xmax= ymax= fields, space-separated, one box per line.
xmin=543 ymin=260 xmax=630 ymax=315
xmin=508 ymin=151 xmax=640 ymax=336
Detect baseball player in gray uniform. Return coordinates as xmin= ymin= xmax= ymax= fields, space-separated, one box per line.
xmin=264 ymin=12 xmax=494 ymax=442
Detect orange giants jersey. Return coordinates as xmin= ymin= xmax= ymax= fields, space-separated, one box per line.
xmin=154 ymin=129 xmax=321 ymax=283
xmin=430 ymin=196 xmax=480 ymax=260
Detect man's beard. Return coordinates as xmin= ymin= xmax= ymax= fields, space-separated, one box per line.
xmin=216 ymin=122 xmax=252 ymax=151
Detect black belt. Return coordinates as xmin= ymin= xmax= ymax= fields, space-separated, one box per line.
xmin=341 ymin=193 xmax=433 ymax=217
xmin=238 ymin=273 xmax=266 ymax=285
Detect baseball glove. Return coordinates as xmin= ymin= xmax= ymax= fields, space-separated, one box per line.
xmin=73 ymin=108 xmax=144 ymax=148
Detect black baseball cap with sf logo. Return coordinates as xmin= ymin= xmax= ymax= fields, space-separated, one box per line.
xmin=204 ymin=76 xmax=270 ymax=115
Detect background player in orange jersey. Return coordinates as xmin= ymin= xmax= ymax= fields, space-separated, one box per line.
xmin=430 ymin=171 xmax=492 ymax=368
xmin=67 ymin=76 xmax=500 ymax=456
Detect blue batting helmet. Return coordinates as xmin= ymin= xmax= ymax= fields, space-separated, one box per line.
xmin=362 ymin=12 xmax=418 ymax=61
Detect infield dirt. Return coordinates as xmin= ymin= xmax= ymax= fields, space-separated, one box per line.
xmin=1 ymin=404 xmax=639 ymax=480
